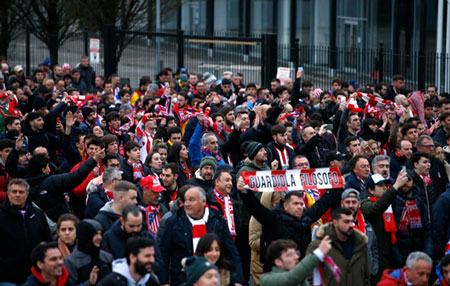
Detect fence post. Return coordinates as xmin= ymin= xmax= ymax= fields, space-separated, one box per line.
xmin=103 ymin=24 xmax=118 ymax=78
xmin=261 ymin=34 xmax=278 ymax=86
xmin=378 ymin=42 xmax=384 ymax=83
xmin=83 ymin=29 xmax=89 ymax=56
xmin=25 ymin=30 xmax=30 ymax=76
xmin=177 ymin=30 xmax=185 ymax=69
xmin=291 ymin=38 xmax=299 ymax=71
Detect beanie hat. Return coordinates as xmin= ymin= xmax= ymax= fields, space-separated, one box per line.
xmin=26 ymin=111 xmax=42 ymax=123
xmin=182 ymin=256 xmax=218 ymax=286
xmin=200 ymin=156 xmax=217 ymax=171
xmin=81 ymin=106 xmax=94 ymax=120
xmin=77 ymin=219 xmax=103 ymax=256
xmin=246 ymin=141 xmax=264 ymax=160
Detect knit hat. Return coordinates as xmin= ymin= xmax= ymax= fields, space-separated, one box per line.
xmin=182 ymin=256 xmax=218 ymax=286
xmin=246 ymin=141 xmax=264 ymax=160
xmin=26 ymin=112 xmax=42 ymax=123
xmin=200 ymin=156 xmax=217 ymax=171
xmin=81 ymin=106 xmax=94 ymax=120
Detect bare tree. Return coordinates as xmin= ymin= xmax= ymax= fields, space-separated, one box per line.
xmin=12 ymin=0 xmax=78 ymax=65
xmin=69 ymin=0 xmax=147 ymax=62
xmin=0 ymin=0 xmax=22 ymax=58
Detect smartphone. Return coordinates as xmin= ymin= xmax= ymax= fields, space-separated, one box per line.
xmin=401 ymin=166 xmax=407 ymax=173
xmin=326 ymin=124 xmax=333 ymax=130
xmin=298 ymin=67 xmax=304 ymax=73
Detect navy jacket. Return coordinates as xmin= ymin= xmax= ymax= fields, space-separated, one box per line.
xmin=85 ymin=185 xmax=111 ymax=219
xmin=158 ymin=207 xmax=243 ymax=285
xmin=432 ymin=188 xmax=450 ymax=258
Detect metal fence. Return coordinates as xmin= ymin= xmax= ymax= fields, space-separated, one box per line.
xmin=6 ymin=30 xmax=450 ymax=92
xmin=278 ymin=44 xmax=450 ymax=92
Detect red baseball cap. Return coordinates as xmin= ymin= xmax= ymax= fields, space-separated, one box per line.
xmin=140 ymin=175 xmax=165 ymax=193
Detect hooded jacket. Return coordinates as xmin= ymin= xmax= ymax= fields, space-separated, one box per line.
xmin=94 ymin=201 xmax=121 ymax=231
xmin=186 ymin=169 xmax=214 ymax=194
xmin=98 ymin=258 xmax=159 ymax=286
xmin=64 ymin=219 xmax=113 ymax=284
xmin=377 ymin=267 xmax=409 ymax=286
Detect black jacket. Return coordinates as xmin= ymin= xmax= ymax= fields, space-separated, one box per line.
xmin=120 ymin=160 xmax=151 ymax=184
xmin=239 ymin=187 xmax=343 ymax=264
xmin=391 ymin=190 xmax=433 ymax=263
xmin=85 ymin=185 xmax=111 ymax=219
xmin=27 ymin=157 xmax=97 ymax=222
xmin=295 ymin=135 xmax=325 ymax=168
xmin=267 ymin=142 xmax=296 ymax=170
xmin=0 ymin=201 xmax=52 ymax=284
xmin=158 ymin=207 xmax=243 ymax=285
xmin=102 ymin=220 xmax=155 ymax=259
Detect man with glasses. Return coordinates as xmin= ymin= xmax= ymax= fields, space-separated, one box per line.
xmin=345 ymin=155 xmax=371 ymax=196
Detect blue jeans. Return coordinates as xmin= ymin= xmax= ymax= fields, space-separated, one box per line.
xmin=0 ymin=282 xmax=18 ymax=286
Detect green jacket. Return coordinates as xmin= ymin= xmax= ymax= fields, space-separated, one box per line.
xmin=307 ymin=223 xmax=370 ymax=286
xmin=260 ymin=252 xmax=321 ymax=286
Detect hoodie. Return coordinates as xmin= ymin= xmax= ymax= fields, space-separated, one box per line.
xmin=112 ymin=258 xmax=151 ymax=286
xmin=94 ymin=201 xmax=121 ymax=231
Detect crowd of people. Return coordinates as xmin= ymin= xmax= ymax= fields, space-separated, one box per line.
xmin=1 ymin=54 xmax=450 ymax=286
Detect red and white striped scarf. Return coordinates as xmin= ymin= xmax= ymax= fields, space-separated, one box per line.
xmin=187 ymin=207 xmax=209 ymax=253
xmin=313 ymin=255 xmax=342 ymax=285
xmin=274 ymin=146 xmax=289 ymax=170
xmin=213 ymin=189 xmax=236 ymax=237
xmin=145 ymin=205 xmax=161 ymax=237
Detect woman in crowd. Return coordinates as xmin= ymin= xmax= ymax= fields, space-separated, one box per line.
xmin=167 ymin=141 xmax=191 ymax=185
xmin=56 ymin=213 xmax=79 ymax=258
xmin=145 ymin=151 xmax=163 ymax=177
xmin=196 ymin=233 xmax=232 ymax=286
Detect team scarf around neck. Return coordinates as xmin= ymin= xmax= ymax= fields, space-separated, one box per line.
xmin=187 ymin=206 xmax=209 ymax=253
xmin=312 ymin=255 xmax=342 ymax=286
xmin=180 ymin=161 xmax=192 ymax=180
xmin=398 ymin=199 xmax=422 ymax=232
xmin=145 ymin=205 xmax=161 ymax=237
xmin=368 ymin=197 xmax=397 ymax=244
xmin=128 ymin=160 xmax=144 ymax=181
xmin=213 ymin=188 xmax=236 ymax=237
xmin=274 ymin=145 xmax=289 ymax=170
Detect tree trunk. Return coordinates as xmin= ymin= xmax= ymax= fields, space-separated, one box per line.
xmin=47 ymin=33 xmax=59 ymax=65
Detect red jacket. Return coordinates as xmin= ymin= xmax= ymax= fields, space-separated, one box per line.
xmin=377 ymin=268 xmax=408 ymax=286
xmin=70 ymin=159 xmax=101 ymax=196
